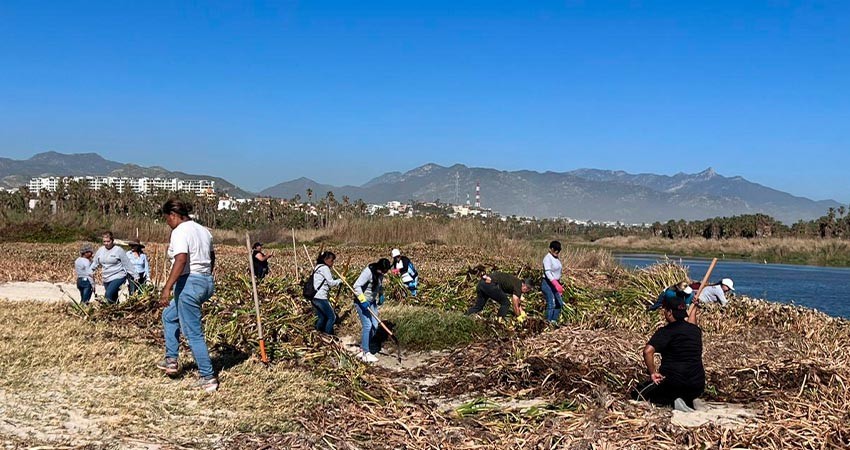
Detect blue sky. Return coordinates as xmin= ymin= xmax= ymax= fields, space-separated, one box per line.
xmin=1 ymin=1 xmax=848 ymax=201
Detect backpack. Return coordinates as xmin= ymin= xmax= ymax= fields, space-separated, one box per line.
xmin=302 ymin=265 xmax=326 ymax=301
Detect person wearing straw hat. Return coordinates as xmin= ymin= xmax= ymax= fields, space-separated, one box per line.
xmin=390 ymin=248 xmax=418 ymax=297
xmin=126 ymin=240 xmax=150 ymax=297
xmin=632 ymin=293 xmax=705 ymax=412
xmin=697 ymin=278 xmax=734 ymax=306
xmin=74 ymin=244 xmax=95 ymax=305
xmin=90 ymin=231 xmax=138 ymax=304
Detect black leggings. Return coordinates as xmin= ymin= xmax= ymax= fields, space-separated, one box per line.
xmin=632 ymin=379 xmax=704 ymax=408
xmin=466 ymin=280 xmax=512 ymax=317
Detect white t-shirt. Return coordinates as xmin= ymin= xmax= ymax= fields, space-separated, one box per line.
xmin=168 ymin=220 xmax=214 ymax=276
xmin=543 ymin=253 xmax=562 ymax=281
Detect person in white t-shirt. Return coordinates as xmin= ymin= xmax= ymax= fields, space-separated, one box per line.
xmin=156 ymin=198 xmax=218 ymax=392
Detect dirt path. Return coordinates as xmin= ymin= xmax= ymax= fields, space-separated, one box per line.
xmin=0 ymin=281 xmax=128 ymax=303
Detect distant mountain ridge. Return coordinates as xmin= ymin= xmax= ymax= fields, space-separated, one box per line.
xmin=261 ymin=163 xmax=840 ymax=223
xmin=0 ymin=151 xmax=252 ymax=197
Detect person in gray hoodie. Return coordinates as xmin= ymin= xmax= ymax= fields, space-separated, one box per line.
xmin=311 ymin=251 xmax=342 ymax=335
xmin=75 ymin=244 xmax=95 ymax=304
xmin=90 ymin=231 xmax=137 ymax=304
xmin=353 ymin=258 xmax=391 ymax=363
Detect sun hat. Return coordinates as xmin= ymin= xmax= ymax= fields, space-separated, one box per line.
xmin=391 ymin=248 xmax=401 ymax=258
xmin=720 ymin=278 xmax=735 ymax=291
xmin=128 ymin=240 xmax=145 ymax=249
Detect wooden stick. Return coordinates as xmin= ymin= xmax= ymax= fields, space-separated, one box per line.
xmin=688 ymin=257 xmax=718 ymax=323
xmin=291 ymin=228 xmax=299 ymax=278
xmin=246 ymin=233 xmax=269 ymax=364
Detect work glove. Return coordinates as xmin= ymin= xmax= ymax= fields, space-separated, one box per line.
xmin=551 ymin=279 xmax=564 ymax=294
xmin=357 ymin=293 xmax=368 ymax=303
xmin=391 ymin=268 xmax=400 ymax=276
xmin=378 ymin=294 xmax=385 ymax=305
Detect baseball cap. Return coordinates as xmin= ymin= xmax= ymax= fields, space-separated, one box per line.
xmin=391 ymin=248 xmax=401 ymax=258
xmin=721 ymin=278 xmax=735 ymax=291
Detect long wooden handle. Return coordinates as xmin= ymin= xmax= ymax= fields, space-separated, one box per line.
xmin=246 ymin=233 xmax=269 ymax=363
xmin=332 ymin=267 xmax=395 ymax=337
xmin=693 ymin=257 xmax=718 ymax=304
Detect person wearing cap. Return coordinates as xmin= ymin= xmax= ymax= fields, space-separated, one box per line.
xmin=390 ymin=248 xmax=418 ymax=297
xmin=251 ymin=242 xmax=274 ymax=280
xmin=465 ymin=271 xmax=530 ymax=320
xmin=697 ymin=278 xmax=735 ymax=306
xmin=126 ymin=240 xmax=150 ymax=296
xmin=353 ymin=258 xmax=392 ymax=363
xmin=647 ymin=281 xmax=695 ymax=312
xmin=542 ymin=240 xmax=565 ymax=324
xmin=75 ymin=244 xmax=95 ymax=305
xmin=90 ymin=231 xmax=137 ymax=304
xmin=632 ymin=293 xmax=705 ymax=412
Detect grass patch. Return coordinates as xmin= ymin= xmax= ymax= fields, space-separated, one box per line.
xmin=378 ymin=305 xmax=490 ymax=351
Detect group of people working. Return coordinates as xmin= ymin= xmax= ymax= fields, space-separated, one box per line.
xmin=74 ymin=233 xmax=150 ymax=304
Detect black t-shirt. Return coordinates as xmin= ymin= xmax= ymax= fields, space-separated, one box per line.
xmin=252 ymin=250 xmax=269 ymax=276
xmin=648 ymin=320 xmax=705 ymax=387
xmin=489 ymin=272 xmax=522 ymax=297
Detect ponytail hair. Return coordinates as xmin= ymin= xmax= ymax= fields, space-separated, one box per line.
xmin=316 ymin=251 xmax=336 ymax=265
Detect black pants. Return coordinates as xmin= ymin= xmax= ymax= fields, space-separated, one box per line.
xmin=631 ymin=379 xmax=704 ymax=408
xmin=466 ymin=280 xmax=512 ymax=317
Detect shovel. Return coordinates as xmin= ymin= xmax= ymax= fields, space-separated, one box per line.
xmin=332 ymin=267 xmax=402 ymax=364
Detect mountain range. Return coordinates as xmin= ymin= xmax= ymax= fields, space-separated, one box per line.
xmin=0 ymin=152 xmax=840 ymax=223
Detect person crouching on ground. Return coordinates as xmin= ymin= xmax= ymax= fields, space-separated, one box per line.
xmin=647 ymin=281 xmax=694 ymax=312
xmin=156 ymin=198 xmax=219 ymax=392
xmin=542 ymin=240 xmax=565 ymax=324
xmin=126 ymin=240 xmax=150 ymax=297
xmin=75 ymin=244 xmax=95 ymax=305
xmin=353 ymin=258 xmax=391 ymax=363
xmin=390 ymin=248 xmax=418 ymax=297
xmin=632 ymin=293 xmax=705 ymax=412
xmin=466 ymin=271 xmax=530 ymax=321
xmin=698 ymin=278 xmax=734 ymax=306
xmin=90 ymin=231 xmax=137 ymax=304
xmin=312 ymin=251 xmax=342 ymax=335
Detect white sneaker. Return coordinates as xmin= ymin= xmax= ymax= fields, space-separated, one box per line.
xmin=355 ymin=351 xmax=364 ymax=360
xmin=673 ymin=398 xmax=695 ymax=412
xmin=361 ymin=352 xmax=379 ymax=363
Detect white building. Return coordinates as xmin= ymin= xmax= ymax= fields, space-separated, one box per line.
xmin=27 ymin=176 xmax=215 ymax=195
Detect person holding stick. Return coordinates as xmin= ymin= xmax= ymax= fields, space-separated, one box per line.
xmin=632 ymin=293 xmax=705 ymax=412
xmin=90 ymin=231 xmax=137 ymax=304
xmin=126 ymin=240 xmax=150 ymax=296
xmin=251 ymin=242 xmax=274 ymax=280
xmin=156 ymin=199 xmax=218 ymax=392
xmin=311 ymin=251 xmax=342 ymax=335
xmin=353 ymin=258 xmax=392 ymax=363
xmin=74 ymin=244 xmax=95 ymax=305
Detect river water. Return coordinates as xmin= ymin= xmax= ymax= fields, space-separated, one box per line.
xmin=616 ymin=254 xmax=850 ymax=319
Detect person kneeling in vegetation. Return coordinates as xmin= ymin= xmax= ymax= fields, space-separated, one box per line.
xmin=698 ymin=278 xmax=734 ymax=306
xmin=390 ymin=248 xmax=418 ymax=297
xmin=156 ymin=199 xmax=219 ymax=392
xmin=311 ymin=251 xmax=342 ymax=335
xmin=466 ymin=271 xmax=530 ymax=321
xmin=647 ymin=281 xmax=694 ymax=312
xmin=353 ymin=258 xmax=391 ymax=363
xmin=633 ymin=294 xmax=705 ymax=412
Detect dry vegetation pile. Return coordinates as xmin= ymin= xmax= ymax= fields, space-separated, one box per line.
xmin=1 ymin=242 xmax=848 ymax=448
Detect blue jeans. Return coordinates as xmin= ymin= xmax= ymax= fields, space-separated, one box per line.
xmin=162 ymin=274 xmax=215 ymax=378
xmin=104 ymin=277 xmax=126 ymax=304
xmin=355 ymin=301 xmax=379 ymax=353
xmin=311 ymin=298 xmax=336 ymax=335
xmin=77 ymin=278 xmax=93 ymax=304
xmin=542 ymin=280 xmax=563 ymax=323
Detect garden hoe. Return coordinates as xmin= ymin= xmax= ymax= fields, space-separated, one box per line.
xmin=332 ymin=267 xmax=402 ymax=364
xmin=246 ymin=233 xmax=269 ymax=364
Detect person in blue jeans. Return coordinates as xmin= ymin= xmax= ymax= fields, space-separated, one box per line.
xmin=541 ymin=241 xmax=565 ymax=324
xmin=156 ymin=198 xmax=219 ymax=392
xmin=353 ymin=258 xmax=391 ymax=363
xmin=310 ymin=251 xmax=342 ymax=334
xmin=74 ymin=244 xmax=94 ymax=304
xmin=90 ymin=231 xmax=137 ymax=304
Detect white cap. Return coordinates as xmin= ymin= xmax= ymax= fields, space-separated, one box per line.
xmin=721 ymin=278 xmax=735 ymax=291
xmin=391 ymin=248 xmax=401 ymax=258
xmin=683 ymin=286 xmax=693 ymax=295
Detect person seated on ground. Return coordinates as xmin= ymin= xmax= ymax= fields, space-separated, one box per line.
xmin=647 ymin=281 xmax=694 ymax=312
xmin=465 ymin=271 xmax=530 ymax=321
xmin=390 ymin=248 xmax=418 ymax=297
xmin=632 ymin=293 xmax=705 ymax=412
xmin=697 ymin=278 xmax=734 ymax=306
xmin=75 ymin=244 xmax=95 ymax=305
xmin=311 ymin=251 xmax=342 ymax=335
xmin=251 ymin=242 xmax=274 ymax=280
xmin=353 ymin=258 xmax=391 ymax=363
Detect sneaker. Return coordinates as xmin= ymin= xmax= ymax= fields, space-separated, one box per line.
xmin=355 ymin=351 xmax=365 ymax=360
xmin=673 ymin=398 xmax=695 ymax=412
xmin=195 ymin=376 xmax=219 ymax=392
xmin=156 ymin=357 xmax=179 ymax=376
xmin=361 ymin=352 xmax=379 ymax=363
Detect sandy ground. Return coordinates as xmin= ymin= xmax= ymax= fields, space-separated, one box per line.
xmin=0 ymin=281 xmax=129 ymax=303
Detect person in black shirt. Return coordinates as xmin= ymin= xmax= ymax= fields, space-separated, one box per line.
xmin=632 ymin=292 xmax=705 ymax=412
xmin=465 ymin=271 xmax=530 ymax=319
xmin=251 ymin=242 xmax=274 ymax=280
